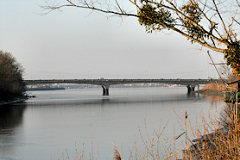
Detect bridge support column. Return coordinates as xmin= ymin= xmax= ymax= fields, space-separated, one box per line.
xmin=197 ymin=84 xmax=200 ymax=96
xmin=102 ymin=85 xmax=109 ymax=96
xmin=187 ymin=85 xmax=195 ymax=94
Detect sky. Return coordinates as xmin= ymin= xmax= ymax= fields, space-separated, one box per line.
xmin=0 ymin=0 xmax=225 ymax=79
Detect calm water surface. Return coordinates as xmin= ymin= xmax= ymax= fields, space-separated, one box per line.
xmin=0 ymin=87 xmax=224 ymax=160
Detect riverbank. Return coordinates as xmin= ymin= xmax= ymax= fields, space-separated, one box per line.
xmin=26 ymin=87 xmax=65 ymax=91
xmin=197 ymin=83 xmax=226 ymax=95
xmin=0 ymin=96 xmax=28 ymax=106
xmin=183 ymin=103 xmax=240 ymax=160
xmin=196 ymin=82 xmax=240 ymax=103
xmin=196 ymin=81 xmax=239 ymax=96
xmin=182 ymin=82 xmax=240 ymax=159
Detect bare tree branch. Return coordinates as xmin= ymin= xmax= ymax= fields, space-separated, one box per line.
xmin=212 ymin=0 xmax=232 ymax=43
xmin=43 ymin=1 xmax=138 ymax=17
xmin=43 ymin=0 xmax=240 ymax=76
xmin=233 ymin=17 xmax=240 ymax=26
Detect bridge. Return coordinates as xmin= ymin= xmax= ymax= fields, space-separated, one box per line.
xmin=24 ymin=79 xmax=219 ymax=96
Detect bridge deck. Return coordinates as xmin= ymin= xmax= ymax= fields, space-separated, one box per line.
xmin=24 ymin=79 xmax=218 ymax=86
xmin=24 ymin=79 xmax=220 ymax=96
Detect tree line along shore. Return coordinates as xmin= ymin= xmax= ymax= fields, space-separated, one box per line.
xmin=0 ymin=50 xmax=26 ymax=104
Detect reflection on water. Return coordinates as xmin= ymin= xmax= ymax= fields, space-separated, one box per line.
xmin=0 ymin=104 xmax=26 ymax=160
xmin=0 ymin=104 xmax=25 ymax=130
xmin=0 ymin=87 xmax=225 ymax=160
xmin=26 ymin=95 xmax=205 ymax=106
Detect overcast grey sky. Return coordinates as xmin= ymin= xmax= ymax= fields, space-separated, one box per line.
xmin=0 ymin=0 xmax=224 ymax=79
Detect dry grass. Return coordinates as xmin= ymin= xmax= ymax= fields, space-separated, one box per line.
xmin=200 ymin=83 xmax=226 ymax=94
xmin=181 ymin=104 xmax=240 ymax=160
xmin=200 ymin=82 xmax=238 ymax=94
xmin=113 ymin=145 xmax=121 ymax=160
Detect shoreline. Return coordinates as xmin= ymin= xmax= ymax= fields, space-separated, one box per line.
xmin=196 ymin=89 xmax=224 ymax=96
xmin=0 ymin=96 xmax=28 ymax=106
xmin=26 ymin=87 xmax=65 ymax=91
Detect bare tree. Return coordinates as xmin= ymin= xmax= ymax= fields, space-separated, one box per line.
xmin=44 ymin=0 xmax=240 ymax=76
xmin=0 ymin=51 xmax=25 ymax=100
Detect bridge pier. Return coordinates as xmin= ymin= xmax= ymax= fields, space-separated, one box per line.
xmin=102 ymin=85 xmax=109 ymax=96
xmin=187 ymin=85 xmax=195 ymax=94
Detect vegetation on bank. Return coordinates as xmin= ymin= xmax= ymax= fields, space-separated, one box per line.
xmin=198 ymin=83 xmax=226 ymax=95
xmin=198 ymin=63 xmax=240 ymax=96
xmin=197 ymin=82 xmax=237 ymax=95
xmin=0 ymin=50 xmax=25 ymax=101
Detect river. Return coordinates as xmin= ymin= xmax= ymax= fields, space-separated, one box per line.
xmin=0 ymin=87 xmax=224 ymax=160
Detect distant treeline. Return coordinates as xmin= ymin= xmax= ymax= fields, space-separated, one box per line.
xmin=0 ymin=51 xmax=25 ymax=101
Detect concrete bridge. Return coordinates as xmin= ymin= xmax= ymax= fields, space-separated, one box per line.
xmin=24 ymin=79 xmax=219 ymax=96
